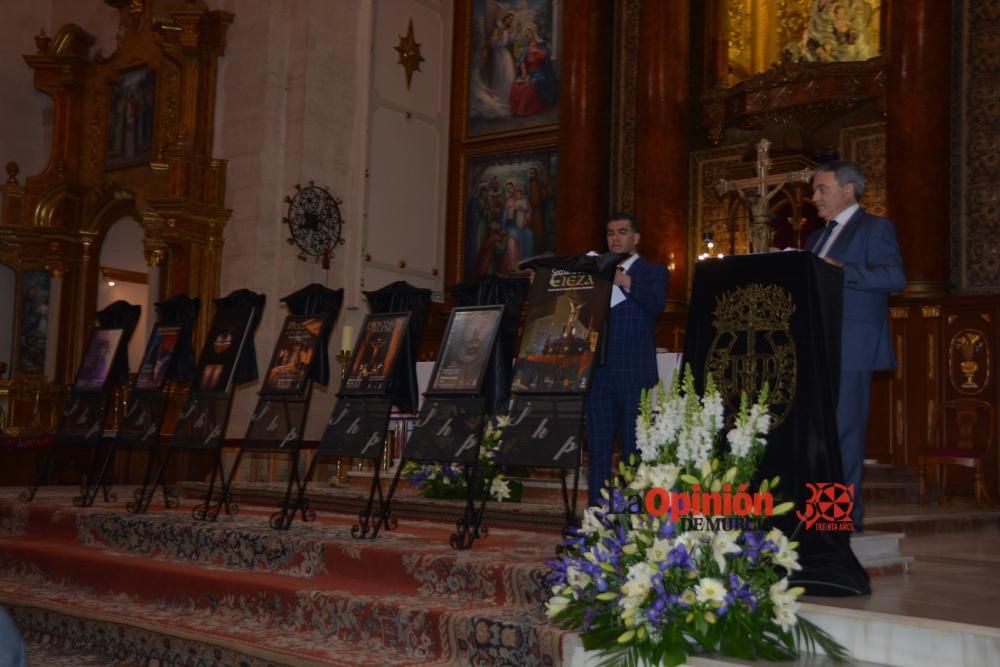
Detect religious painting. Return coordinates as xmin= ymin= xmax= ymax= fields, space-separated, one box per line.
xmin=16 ymin=271 xmax=50 ymax=374
xmin=74 ymin=328 xmax=125 ymax=393
xmin=342 ymin=313 xmax=410 ymax=395
xmin=429 ymin=306 xmax=503 ymax=394
xmin=105 ymin=66 xmax=156 ymax=169
xmin=194 ymin=305 xmax=257 ymax=394
xmin=781 ymin=0 xmax=880 ymax=64
xmin=134 ymin=324 xmax=182 ymax=392
xmin=261 ymin=316 xmax=325 ymax=396
xmin=467 ymin=0 xmax=561 ymax=138
xmin=511 ymin=267 xmax=612 ymax=394
xmin=463 ymin=146 xmax=557 ymax=281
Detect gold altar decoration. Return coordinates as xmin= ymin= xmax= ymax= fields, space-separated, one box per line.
xmin=726 ymin=0 xmax=882 ymax=84
xmin=395 ymin=18 xmax=425 ymax=90
xmin=0 ymin=0 xmax=233 ymax=431
xmin=706 ymin=283 xmax=797 ymax=428
xmin=950 ymin=329 xmax=991 ymax=395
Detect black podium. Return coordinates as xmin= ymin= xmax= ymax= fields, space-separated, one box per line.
xmin=683 ymin=251 xmax=870 ymax=596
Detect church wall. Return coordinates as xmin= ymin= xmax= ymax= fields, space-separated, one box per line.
xmin=212 ymin=0 xmax=452 ymax=448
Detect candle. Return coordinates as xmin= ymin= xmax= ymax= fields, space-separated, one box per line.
xmin=342 ymin=325 xmax=353 ymax=352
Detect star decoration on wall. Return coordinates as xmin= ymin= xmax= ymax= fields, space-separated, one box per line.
xmin=394 ymin=18 xmax=425 ymax=90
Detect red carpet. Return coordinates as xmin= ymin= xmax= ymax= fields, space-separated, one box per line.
xmin=0 ymin=488 xmax=567 ymax=666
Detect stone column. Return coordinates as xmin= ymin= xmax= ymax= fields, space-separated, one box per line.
xmin=556 ymin=0 xmax=613 ymax=254
xmin=633 ymin=0 xmax=690 ymax=307
xmin=887 ymin=0 xmax=951 ymax=296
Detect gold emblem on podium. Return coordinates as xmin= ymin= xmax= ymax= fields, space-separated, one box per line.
xmin=706 ymin=284 xmax=796 ymax=428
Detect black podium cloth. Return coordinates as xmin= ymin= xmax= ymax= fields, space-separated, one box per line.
xmin=682 ymin=252 xmax=870 ymax=596
xmin=362 ymin=281 xmax=431 ymax=413
xmin=153 ymin=294 xmax=200 ymax=383
xmin=96 ymin=300 xmax=142 ymax=384
xmin=214 ymin=289 xmax=266 ymax=386
xmin=280 ymin=283 xmax=344 ymax=387
xmin=448 ymin=275 xmax=529 ymax=413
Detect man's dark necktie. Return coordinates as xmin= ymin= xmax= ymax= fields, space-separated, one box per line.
xmin=813 ymin=220 xmax=839 ymax=254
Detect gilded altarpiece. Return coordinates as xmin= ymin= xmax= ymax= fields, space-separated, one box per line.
xmin=0 ymin=0 xmax=232 ymax=435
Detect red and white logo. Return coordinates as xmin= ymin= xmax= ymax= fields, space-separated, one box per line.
xmin=797 ymin=482 xmax=855 ymax=531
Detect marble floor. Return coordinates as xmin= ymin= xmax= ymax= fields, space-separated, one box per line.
xmin=808 ymin=516 xmax=1000 ymax=630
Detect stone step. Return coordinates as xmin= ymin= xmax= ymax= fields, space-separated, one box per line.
xmin=563 ymin=601 xmax=1000 ymax=667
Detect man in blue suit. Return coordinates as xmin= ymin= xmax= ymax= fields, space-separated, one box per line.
xmin=807 ymin=161 xmax=906 ymax=531
xmin=585 ymin=213 xmax=669 ymax=506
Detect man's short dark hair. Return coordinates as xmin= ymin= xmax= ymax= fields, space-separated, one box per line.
xmin=607 ymin=211 xmax=638 ymax=234
xmin=813 ymin=160 xmax=866 ymax=199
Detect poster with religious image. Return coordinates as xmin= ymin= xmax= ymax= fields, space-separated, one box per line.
xmin=134 ymin=324 xmax=182 ymax=392
xmin=510 ymin=267 xmax=611 ymax=394
xmin=73 ymin=328 xmax=125 ymax=393
xmin=194 ymin=305 xmax=257 ymax=394
xmin=341 ymin=313 xmax=410 ymax=395
xmin=261 ymin=315 xmax=325 ymax=395
xmin=429 ymin=306 xmax=503 ymax=394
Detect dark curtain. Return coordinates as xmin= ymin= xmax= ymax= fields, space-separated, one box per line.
xmin=153 ymin=294 xmax=200 ymax=383
xmin=362 ymin=281 xmax=431 ymax=413
xmin=682 ymin=252 xmax=869 ymax=596
xmin=96 ymin=300 xmax=142 ymax=383
xmin=280 ymin=283 xmax=344 ymax=386
xmin=214 ymin=289 xmax=266 ymax=386
xmin=448 ymin=275 xmax=530 ymax=413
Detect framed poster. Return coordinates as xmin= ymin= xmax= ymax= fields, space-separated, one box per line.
xmin=194 ymin=305 xmax=256 ymax=395
xmin=341 ymin=313 xmax=410 ymax=395
xmin=17 ymin=271 xmax=50 ymax=374
xmin=510 ymin=267 xmax=612 ymax=394
xmin=134 ymin=323 xmax=181 ymax=392
xmin=466 ymin=0 xmax=561 ymax=138
xmin=105 ymin=66 xmax=156 ymax=170
xmin=462 ymin=145 xmax=557 ymax=282
xmin=428 ymin=305 xmax=503 ymax=394
xmin=261 ymin=315 xmax=325 ymax=396
xmin=73 ymin=328 xmax=125 ymax=393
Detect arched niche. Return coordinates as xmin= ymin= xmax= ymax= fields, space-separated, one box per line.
xmin=97 ymin=216 xmax=149 ymax=373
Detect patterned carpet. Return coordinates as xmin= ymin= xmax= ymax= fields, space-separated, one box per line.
xmin=0 ymin=487 xmax=567 ymax=666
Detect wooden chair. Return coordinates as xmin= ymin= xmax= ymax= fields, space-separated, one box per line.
xmin=918 ymin=398 xmax=994 ymax=506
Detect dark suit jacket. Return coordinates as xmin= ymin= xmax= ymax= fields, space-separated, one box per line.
xmin=591 ymin=255 xmax=669 ymax=388
xmin=806 ymin=207 xmax=906 ymax=371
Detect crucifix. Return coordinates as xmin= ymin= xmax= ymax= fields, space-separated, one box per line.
xmin=715 ymin=138 xmax=813 ymax=253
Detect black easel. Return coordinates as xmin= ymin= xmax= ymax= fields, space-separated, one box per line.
xmin=22 ymin=301 xmax=141 ymax=504
xmin=235 ymin=390 xmax=313 ymax=528
xmin=131 ymin=291 xmax=263 ymax=518
xmin=495 ymin=256 xmax=619 ymax=532
xmin=316 ymin=397 xmax=395 ymax=537
xmin=375 ymin=304 xmax=505 ymax=549
xmin=233 ymin=285 xmax=343 ymax=529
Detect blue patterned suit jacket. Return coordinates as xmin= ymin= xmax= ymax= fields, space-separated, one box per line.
xmin=590 ymin=255 xmax=669 ymax=389
xmin=806 ymin=207 xmax=906 ymax=371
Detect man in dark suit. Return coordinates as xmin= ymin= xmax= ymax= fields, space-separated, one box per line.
xmin=807 ymin=161 xmax=906 ymax=531
xmin=585 ymin=213 xmax=669 ymax=506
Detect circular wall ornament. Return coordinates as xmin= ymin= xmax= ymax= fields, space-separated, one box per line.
xmin=283 ymin=181 xmax=344 ymax=268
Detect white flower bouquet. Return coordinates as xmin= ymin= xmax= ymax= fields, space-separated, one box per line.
xmin=403 ymin=415 xmax=523 ymax=502
xmin=545 ymin=368 xmax=848 ymax=665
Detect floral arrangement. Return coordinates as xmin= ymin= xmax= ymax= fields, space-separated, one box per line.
xmin=545 ymin=368 xmax=848 ymax=666
xmin=403 ymin=416 xmax=524 ymax=502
